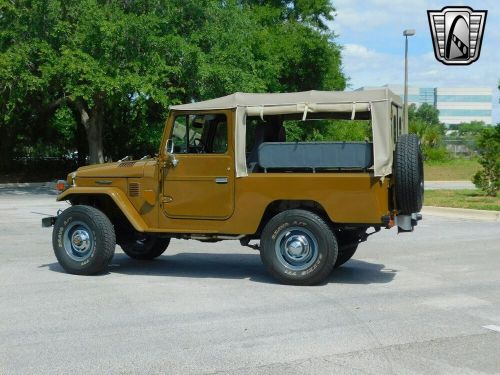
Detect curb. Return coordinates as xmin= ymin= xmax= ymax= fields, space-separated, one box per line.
xmin=0 ymin=181 xmax=55 ymax=188
xmin=425 ymin=180 xmax=472 ymax=183
xmin=424 ymin=181 xmax=475 ymax=190
xmin=422 ymin=206 xmax=500 ymax=222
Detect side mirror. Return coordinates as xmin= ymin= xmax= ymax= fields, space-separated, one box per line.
xmin=165 ymin=139 xmax=178 ymax=167
xmin=166 ymin=139 xmax=174 ymax=154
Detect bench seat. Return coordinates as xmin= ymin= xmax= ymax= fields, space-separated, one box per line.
xmin=257 ymin=142 xmax=373 ymax=171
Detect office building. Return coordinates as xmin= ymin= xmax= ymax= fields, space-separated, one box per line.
xmin=356 ymin=85 xmax=492 ymax=126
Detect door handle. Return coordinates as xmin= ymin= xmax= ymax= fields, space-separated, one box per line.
xmin=169 ymin=154 xmax=179 ymax=167
xmin=215 ymin=177 xmax=228 ymax=184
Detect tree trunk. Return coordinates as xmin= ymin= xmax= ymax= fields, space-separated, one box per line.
xmin=0 ymin=130 xmax=14 ymax=172
xmin=86 ymin=102 xmax=104 ymax=164
xmin=75 ymin=122 xmax=88 ymax=167
xmin=74 ymin=96 xmax=105 ymax=164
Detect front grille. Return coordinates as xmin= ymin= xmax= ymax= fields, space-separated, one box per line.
xmin=128 ymin=183 xmax=140 ymax=197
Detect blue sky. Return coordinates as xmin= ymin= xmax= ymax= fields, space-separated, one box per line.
xmin=329 ymin=0 xmax=499 ymax=124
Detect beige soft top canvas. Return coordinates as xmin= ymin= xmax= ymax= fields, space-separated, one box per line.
xmin=170 ymin=89 xmax=403 ymax=178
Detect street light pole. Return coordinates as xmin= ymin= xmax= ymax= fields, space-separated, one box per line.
xmin=403 ymin=29 xmax=415 ymax=132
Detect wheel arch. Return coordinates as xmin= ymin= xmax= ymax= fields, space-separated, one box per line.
xmin=58 ymin=187 xmax=147 ymax=233
xmin=52 ymin=204 xmax=116 ymax=275
xmin=255 ymin=199 xmax=331 ymax=237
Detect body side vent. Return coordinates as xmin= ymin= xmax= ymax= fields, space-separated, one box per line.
xmin=119 ymin=161 xmax=137 ymax=168
xmin=128 ymin=182 xmax=140 ymax=197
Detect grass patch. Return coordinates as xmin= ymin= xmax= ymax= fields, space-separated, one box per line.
xmin=425 ymin=189 xmax=500 ymax=211
xmin=424 ymin=158 xmax=480 ymax=181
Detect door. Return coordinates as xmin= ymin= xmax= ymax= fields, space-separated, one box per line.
xmin=162 ymin=112 xmax=235 ymax=219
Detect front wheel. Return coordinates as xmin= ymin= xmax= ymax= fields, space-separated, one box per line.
xmin=52 ymin=205 xmax=116 ymax=275
xmin=260 ymin=210 xmax=338 ymax=285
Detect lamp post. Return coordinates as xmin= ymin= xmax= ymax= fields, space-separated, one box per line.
xmin=403 ymin=29 xmax=415 ymax=132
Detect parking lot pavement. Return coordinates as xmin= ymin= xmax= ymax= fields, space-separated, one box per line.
xmin=1 ymin=188 xmax=500 ymax=375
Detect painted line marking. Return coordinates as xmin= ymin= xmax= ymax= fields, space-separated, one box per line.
xmin=483 ymin=325 xmax=500 ymax=333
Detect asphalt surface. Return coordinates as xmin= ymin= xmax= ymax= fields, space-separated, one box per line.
xmin=1 ymin=187 xmax=499 ymax=374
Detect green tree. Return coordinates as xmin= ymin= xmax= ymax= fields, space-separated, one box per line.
xmin=1 ymin=0 xmax=190 ymax=164
xmin=454 ymin=120 xmax=490 ymax=154
xmin=409 ymin=119 xmax=443 ymax=148
xmin=472 ymin=124 xmax=500 ymax=197
xmin=408 ymin=103 xmax=447 ymax=161
xmin=284 ymin=119 xmax=370 ymax=142
xmin=457 ymin=121 xmax=487 ymax=136
xmin=409 ymin=102 xmax=440 ymax=125
xmin=0 ymin=0 xmax=345 ymax=166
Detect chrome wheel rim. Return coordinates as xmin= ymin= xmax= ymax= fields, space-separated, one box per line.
xmin=63 ymin=221 xmax=94 ymax=261
xmin=275 ymin=227 xmax=319 ymax=271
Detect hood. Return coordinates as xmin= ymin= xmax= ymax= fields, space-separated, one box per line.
xmin=75 ymin=160 xmax=152 ymax=178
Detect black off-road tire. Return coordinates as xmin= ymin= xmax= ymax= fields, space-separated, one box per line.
xmin=52 ymin=205 xmax=116 ymax=275
xmin=334 ymin=230 xmax=363 ymax=268
xmin=334 ymin=244 xmax=358 ymax=268
xmin=260 ymin=209 xmax=338 ymax=286
xmin=394 ymin=134 xmax=424 ymax=214
xmin=121 ymin=236 xmax=170 ymax=260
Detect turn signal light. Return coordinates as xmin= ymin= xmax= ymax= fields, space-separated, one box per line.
xmin=56 ymin=180 xmax=69 ymax=192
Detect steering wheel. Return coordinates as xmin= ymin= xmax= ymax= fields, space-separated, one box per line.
xmin=192 ymin=138 xmax=206 ymax=153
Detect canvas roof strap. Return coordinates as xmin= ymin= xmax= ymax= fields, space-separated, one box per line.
xmin=302 ymin=103 xmax=309 ymax=121
xmin=259 ymin=106 xmax=265 ymax=121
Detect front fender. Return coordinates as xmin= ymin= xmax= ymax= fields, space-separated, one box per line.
xmin=57 ymin=187 xmax=148 ymax=232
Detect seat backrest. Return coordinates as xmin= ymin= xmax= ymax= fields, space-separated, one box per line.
xmin=246 ymin=117 xmax=287 ymax=172
xmin=246 ymin=123 xmax=266 ymax=172
xmin=258 ymin=142 xmax=374 ymax=171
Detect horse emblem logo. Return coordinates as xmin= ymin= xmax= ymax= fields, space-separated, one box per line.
xmin=427 ymin=6 xmax=487 ymax=65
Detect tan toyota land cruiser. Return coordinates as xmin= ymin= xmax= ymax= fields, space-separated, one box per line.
xmin=44 ymin=89 xmax=423 ymax=285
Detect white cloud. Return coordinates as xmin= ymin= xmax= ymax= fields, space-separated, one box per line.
xmin=342 ymin=44 xmax=380 ymax=60
xmin=332 ymin=0 xmax=425 ymax=33
xmin=333 ymin=0 xmax=500 ymax=123
xmin=341 ymin=44 xmax=403 ymax=88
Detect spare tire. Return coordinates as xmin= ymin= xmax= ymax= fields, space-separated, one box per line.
xmin=394 ymin=134 xmax=424 ymax=214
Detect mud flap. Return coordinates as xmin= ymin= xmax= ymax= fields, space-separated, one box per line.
xmin=396 ymin=213 xmax=422 ymax=233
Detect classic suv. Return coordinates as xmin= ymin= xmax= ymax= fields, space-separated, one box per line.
xmin=44 ymin=90 xmax=423 ymax=285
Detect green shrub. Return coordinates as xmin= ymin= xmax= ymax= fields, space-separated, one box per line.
xmin=472 ymin=125 xmax=500 ymax=197
xmin=423 ymin=146 xmax=450 ymax=163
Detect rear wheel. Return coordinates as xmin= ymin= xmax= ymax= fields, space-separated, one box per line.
xmin=334 ymin=229 xmax=364 ymax=268
xmin=260 ymin=209 xmax=338 ymax=285
xmin=120 ymin=235 xmax=170 ymax=260
xmin=52 ymin=205 xmax=116 ymax=275
xmin=334 ymin=245 xmax=358 ymax=268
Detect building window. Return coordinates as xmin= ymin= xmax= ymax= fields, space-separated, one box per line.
xmin=438 ymin=109 xmax=491 ymax=117
xmin=437 ymin=95 xmax=492 ymax=102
